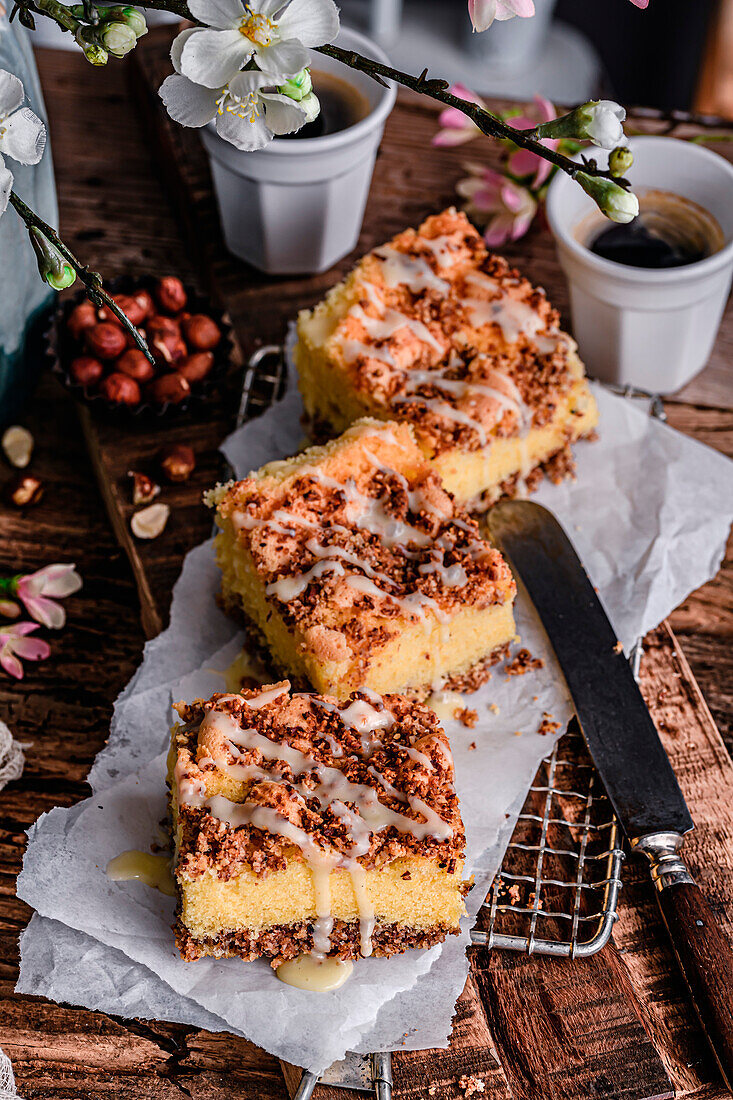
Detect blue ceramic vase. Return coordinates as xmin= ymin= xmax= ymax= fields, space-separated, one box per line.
xmin=0 ymin=17 xmax=58 ymax=426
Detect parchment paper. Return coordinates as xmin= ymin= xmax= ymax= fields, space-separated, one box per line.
xmin=17 ymin=361 xmax=733 ymax=1074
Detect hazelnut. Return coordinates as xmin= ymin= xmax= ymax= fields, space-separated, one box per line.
xmin=147 ymin=372 xmax=191 ymax=405
xmin=132 ymin=289 xmax=155 ymax=320
xmin=2 ymin=425 xmax=34 ymax=468
xmin=131 ymin=502 xmax=170 ymax=540
xmin=86 ymin=322 xmax=128 ymax=361
xmin=177 ymin=351 xmax=214 ymax=383
xmin=183 ymin=314 xmax=221 ymax=351
xmin=117 ymin=348 xmax=156 ymax=383
xmin=99 ymin=294 xmax=147 ymax=327
xmin=100 ymin=372 xmax=141 ymax=406
xmin=67 ymin=300 xmax=98 ymax=341
xmin=147 ymin=315 xmax=181 ymax=338
xmin=159 ymin=443 xmax=196 ymax=483
xmin=128 ymin=470 xmax=160 ymax=505
xmin=6 ymin=474 xmax=44 ymax=507
xmin=70 ymin=356 xmax=104 ymax=387
xmin=151 ymin=331 xmax=187 ymax=365
xmin=155 ymin=276 xmax=187 ymax=315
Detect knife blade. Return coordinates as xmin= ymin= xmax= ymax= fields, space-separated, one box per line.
xmin=486 ymin=498 xmax=692 ymax=841
xmin=487 ymin=499 xmax=733 ymax=1087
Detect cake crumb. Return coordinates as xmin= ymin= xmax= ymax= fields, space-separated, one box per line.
xmin=514 ymin=730 xmax=522 ymax=737
xmin=537 ymin=712 xmax=561 ymax=736
xmin=488 ymin=703 xmax=499 ymax=714
xmin=459 ymin=1074 xmax=486 ymax=1096
xmin=506 ymin=648 xmax=544 ymax=676
xmin=468 ymin=741 xmax=476 ymax=751
xmin=613 ymin=640 xmax=623 ymax=654
xmin=454 ymin=706 xmax=478 ymax=728
xmin=402 ymin=870 xmax=412 ymax=880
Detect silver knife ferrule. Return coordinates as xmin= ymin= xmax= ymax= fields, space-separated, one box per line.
xmin=630 ymin=831 xmax=695 ymax=891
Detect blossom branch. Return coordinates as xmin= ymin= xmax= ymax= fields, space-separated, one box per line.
xmin=9 ymin=190 xmax=154 ymax=364
xmin=316 ymin=44 xmax=626 ymax=190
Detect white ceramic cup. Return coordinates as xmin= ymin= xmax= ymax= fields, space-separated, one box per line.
xmin=546 ymin=136 xmax=733 ymax=393
xmin=201 ymin=26 xmax=396 ymax=275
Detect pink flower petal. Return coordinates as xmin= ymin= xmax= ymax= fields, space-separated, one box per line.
xmin=484 ymin=218 xmax=513 ymax=247
xmin=20 ymin=594 xmax=65 ymax=629
xmin=532 ymin=158 xmax=553 ymax=189
xmin=534 ymin=94 xmax=555 ymax=123
xmin=501 ymin=182 xmax=524 ymax=212
xmin=3 ymin=621 xmax=41 ymax=637
xmin=508 ymin=147 xmax=540 ymax=178
xmin=438 ymin=105 xmax=475 ymax=130
xmin=448 ymin=83 xmax=486 ymax=108
xmin=433 ymin=129 xmax=480 ymax=148
xmin=11 ymin=636 xmax=51 ymax=661
xmin=1 ymin=651 xmax=24 ymax=679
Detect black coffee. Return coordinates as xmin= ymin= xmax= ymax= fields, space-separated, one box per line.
xmin=591 ymin=221 xmax=706 ymax=269
xmin=282 ymin=70 xmax=370 ymax=140
xmin=588 ymin=189 xmax=723 ymax=271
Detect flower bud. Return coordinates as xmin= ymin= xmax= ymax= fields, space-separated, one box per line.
xmin=101 ymin=5 xmax=147 ymax=37
xmin=101 ymin=20 xmax=137 ymax=57
xmin=299 ymin=92 xmax=320 ymax=124
xmin=278 ymin=68 xmax=313 ymax=102
xmin=29 ymin=227 xmax=76 ymax=290
xmin=75 ymin=26 xmax=108 ymax=65
xmin=576 ymin=172 xmax=639 ymax=224
xmin=535 ymin=100 xmax=626 ymax=150
xmin=609 ymin=145 xmax=634 ymax=177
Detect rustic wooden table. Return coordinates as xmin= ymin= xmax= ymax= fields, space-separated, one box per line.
xmin=2 ymin=31 xmax=733 ymax=1100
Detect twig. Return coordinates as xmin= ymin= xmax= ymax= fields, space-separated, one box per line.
xmin=316 ymin=44 xmax=625 ymax=187
xmin=9 ymin=191 xmax=154 ymax=364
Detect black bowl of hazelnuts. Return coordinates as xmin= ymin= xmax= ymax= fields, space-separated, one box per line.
xmin=45 ymin=275 xmax=235 ymax=418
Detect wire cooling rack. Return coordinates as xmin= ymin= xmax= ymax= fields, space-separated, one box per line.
xmin=236 ymin=344 xmax=627 ymax=962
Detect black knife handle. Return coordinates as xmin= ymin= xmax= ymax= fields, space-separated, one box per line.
xmin=633 ymin=833 xmax=733 ymax=1088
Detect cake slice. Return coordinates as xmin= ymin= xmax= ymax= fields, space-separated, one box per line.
xmin=294 ymin=207 xmax=598 ymax=509
xmin=170 ymin=682 xmax=468 ymax=964
xmin=207 ymin=419 xmax=517 ymax=700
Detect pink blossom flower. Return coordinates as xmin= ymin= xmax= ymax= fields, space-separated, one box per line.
xmin=433 ymin=83 xmax=487 ymax=147
xmin=0 ymin=622 xmax=50 ymax=680
xmin=506 ymin=95 xmax=559 ymax=188
xmin=15 ymin=563 xmax=82 ymax=629
xmin=468 ymin=0 xmax=535 ymax=33
xmin=469 ymin=0 xmax=646 ymax=31
xmin=457 ymin=164 xmax=537 ymax=246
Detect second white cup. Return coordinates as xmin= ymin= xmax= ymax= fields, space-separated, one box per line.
xmin=546 ymin=136 xmax=733 ymax=394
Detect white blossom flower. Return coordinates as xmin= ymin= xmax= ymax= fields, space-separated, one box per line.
xmin=583 ymin=100 xmax=626 ymax=149
xmin=534 ymin=99 xmax=627 ymax=150
xmin=160 ymin=35 xmax=309 ymax=149
xmin=0 ymin=69 xmax=46 ymax=218
xmin=175 ymin=0 xmax=339 ymax=91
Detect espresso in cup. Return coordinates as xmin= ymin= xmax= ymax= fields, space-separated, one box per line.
xmin=589 ymin=189 xmax=724 ymax=270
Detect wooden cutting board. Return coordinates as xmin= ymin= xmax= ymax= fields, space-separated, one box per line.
xmin=7 ymin=29 xmax=731 ymax=1100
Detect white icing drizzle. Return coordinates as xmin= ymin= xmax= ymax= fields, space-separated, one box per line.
xmin=183 ymin=702 xmax=453 ymax=961
xmin=463 ymin=271 xmax=563 ymax=353
xmin=374 ymin=245 xmax=451 ymax=294
xmin=419 ymin=234 xmax=462 ymax=267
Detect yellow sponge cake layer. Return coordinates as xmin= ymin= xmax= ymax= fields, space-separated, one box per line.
xmin=208 ymin=419 xmax=517 ymax=700
xmin=295 ymin=208 xmax=598 ymax=508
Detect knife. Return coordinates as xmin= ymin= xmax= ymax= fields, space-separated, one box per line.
xmin=487 ymin=499 xmax=733 ymax=1088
